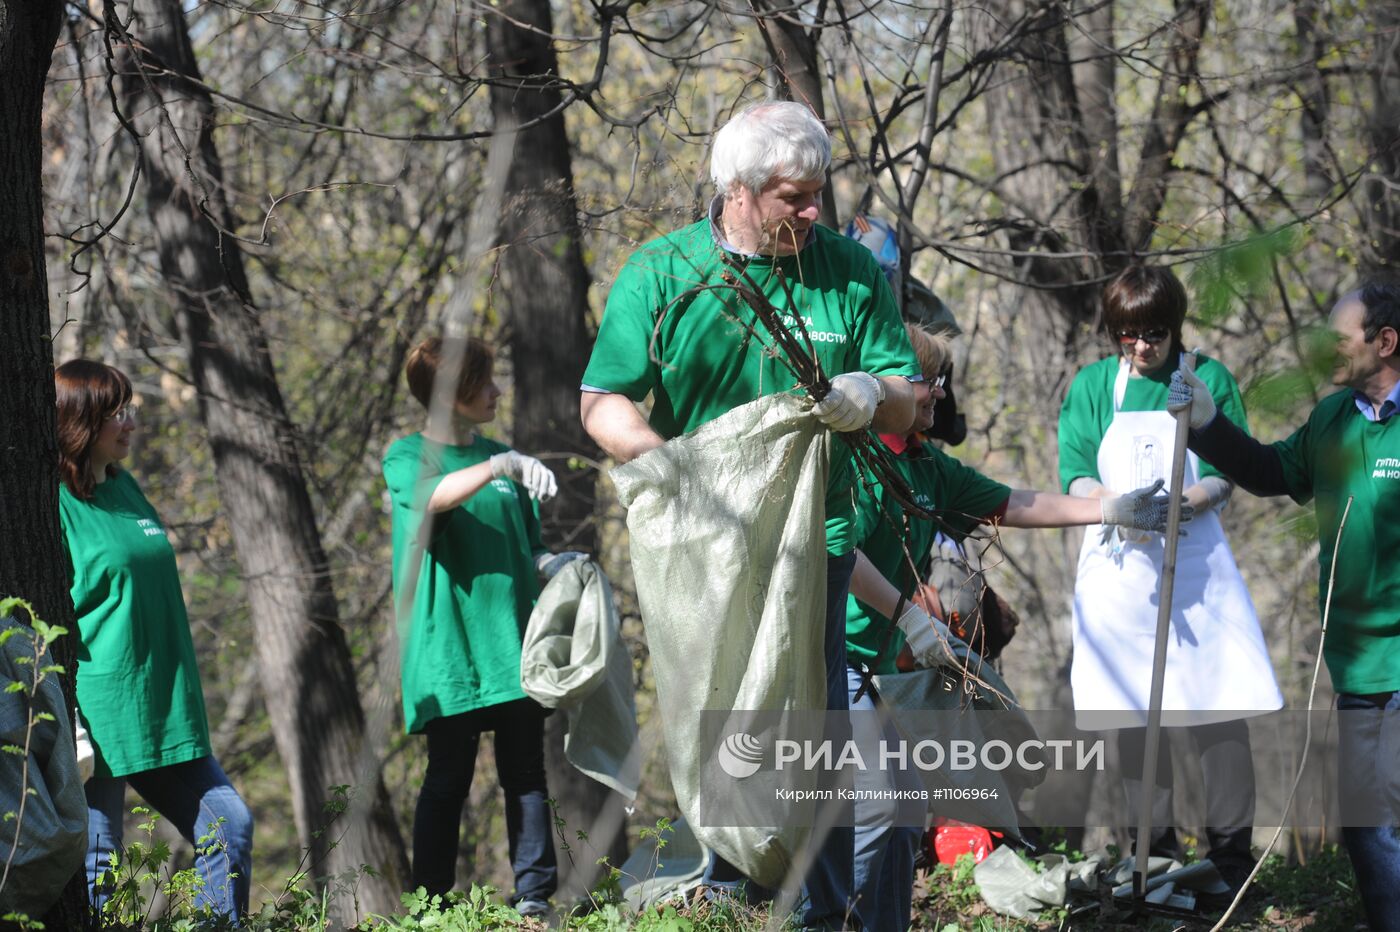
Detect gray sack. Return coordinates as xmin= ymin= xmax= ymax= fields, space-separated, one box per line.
xmin=611 ymin=393 xmax=829 ymax=889
xmin=521 ymin=559 xmax=640 ymax=800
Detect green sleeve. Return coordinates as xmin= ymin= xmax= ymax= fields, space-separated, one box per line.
xmin=848 ymin=254 xmax=920 ymax=378
xmin=1272 ymin=413 xmax=1316 ymax=504
xmin=582 ymin=253 xmax=664 ymax=399
xmin=382 ymin=438 xmax=454 ymax=544
xmin=1057 ymin=363 xmax=1109 ymax=492
xmin=924 ymin=445 xmax=1012 ymax=540
xmin=382 ymin=440 xmax=441 ymax=508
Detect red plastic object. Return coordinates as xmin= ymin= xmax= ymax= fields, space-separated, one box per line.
xmin=932 ymin=820 xmax=996 ymax=866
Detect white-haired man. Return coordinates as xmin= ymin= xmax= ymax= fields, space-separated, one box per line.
xmin=580 ymin=100 xmax=922 ymax=928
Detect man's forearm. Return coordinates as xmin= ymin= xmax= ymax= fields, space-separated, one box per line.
xmin=870 ymin=376 xmax=915 ymax=434
xmin=1190 ymin=415 xmax=1290 ymax=498
xmin=580 ymin=391 xmax=665 ymax=464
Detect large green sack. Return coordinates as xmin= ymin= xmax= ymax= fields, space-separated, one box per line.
xmin=611 ymin=393 xmax=829 ymax=888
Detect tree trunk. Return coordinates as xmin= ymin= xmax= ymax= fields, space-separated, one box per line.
xmin=114 ymin=0 xmax=408 ymax=916
xmin=751 ymin=0 xmax=840 ymax=228
xmin=1363 ymin=1 xmax=1400 ymax=273
xmin=976 ymin=0 xmax=1103 ymax=393
xmin=1121 ymin=0 xmax=1209 ymax=251
xmin=485 ymin=0 xmax=629 ymax=897
xmin=0 ymin=1 xmax=94 ymax=926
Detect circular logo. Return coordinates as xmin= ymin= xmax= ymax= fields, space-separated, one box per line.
xmin=717 ymin=732 xmax=764 ymax=779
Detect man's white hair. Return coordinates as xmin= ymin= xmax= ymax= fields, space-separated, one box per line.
xmin=710 ymin=101 xmax=831 ymax=196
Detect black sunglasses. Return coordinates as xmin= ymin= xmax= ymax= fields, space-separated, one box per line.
xmin=1116 ymin=328 xmax=1171 ymax=346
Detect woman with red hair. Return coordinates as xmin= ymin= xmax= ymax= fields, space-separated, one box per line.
xmin=56 ymin=359 xmax=252 ymax=919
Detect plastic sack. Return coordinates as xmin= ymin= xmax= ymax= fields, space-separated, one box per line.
xmin=0 ymin=616 xmax=87 ymax=916
xmin=611 ymin=393 xmax=830 ymax=889
xmin=521 ymin=559 xmax=639 ymax=800
xmin=873 ymin=641 xmax=1043 ymax=835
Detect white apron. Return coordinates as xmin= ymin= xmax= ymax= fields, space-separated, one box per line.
xmin=1070 ymin=359 xmax=1282 ymax=728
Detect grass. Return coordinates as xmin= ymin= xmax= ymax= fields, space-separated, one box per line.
xmin=911 ymin=844 xmax=1368 ymax=930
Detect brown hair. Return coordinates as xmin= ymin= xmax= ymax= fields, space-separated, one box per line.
xmin=905 ymin=323 xmax=952 ymax=383
xmin=56 ymin=359 xmax=133 ymax=499
xmin=1102 ymin=265 xmax=1188 ymax=347
xmin=404 ymin=336 xmax=496 ymax=410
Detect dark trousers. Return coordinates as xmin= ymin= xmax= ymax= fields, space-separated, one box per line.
xmin=1337 ymin=691 xmax=1400 ymax=931
xmin=1117 ymin=719 xmax=1255 ymax=866
xmin=412 ymin=699 xmax=558 ymax=904
xmin=703 ymin=552 xmax=858 ymax=929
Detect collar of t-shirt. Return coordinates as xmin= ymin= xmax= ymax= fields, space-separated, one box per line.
xmin=879 ymin=432 xmax=931 ymax=456
xmin=707 ymin=195 xmax=816 ymax=259
xmin=1352 ymin=377 xmax=1400 ymax=423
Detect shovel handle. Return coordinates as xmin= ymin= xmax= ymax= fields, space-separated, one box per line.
xmin=1133 ymin=351 xmax=1196 ymax=898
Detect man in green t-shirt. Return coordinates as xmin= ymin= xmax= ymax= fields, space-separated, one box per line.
xmin=1171 ymin=283 xmax=1400 ymax=928
xmin=579 ymin=100 xmax=919 ymax=928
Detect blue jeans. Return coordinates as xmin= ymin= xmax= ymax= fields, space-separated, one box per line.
xmin=86 ymin=755 xmax=254 ymax=918
xmin=703 ymin=553 xmax=856 ymax=929
xmin=412 ymin=699 xmax=557 ymax=905
xmin=847 ymin=666 xmax=921 ymax=932
xmin=1337 ymin=691 xmax=1400 ymax=930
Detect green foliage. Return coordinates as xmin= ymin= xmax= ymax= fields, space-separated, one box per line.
xmin=0 ymin=599 xmax=70 ymax=911
xmin=1190 ymin=227 xmax=1300 ymax=328
xmin=1255 ymin=846 xmax=1367 ymax=929
xmin=366 ymin=886 xmax=524 ymax=930
xmin=926 ymin=853 xmax=982 ymax=912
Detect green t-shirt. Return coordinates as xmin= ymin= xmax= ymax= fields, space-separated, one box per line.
xmin=1058 ymin=353 xmax=1249 ymax=492
xmin=846 ymin=440 xmax=1012 ymax=673
xmin=1273 ymin=391 xmax=1400 ymax=693
xmin=383 ymin=433 xmax=545 ymax=733
xmin=583 ymin=220 xmax=920 ymax=555
xmin=59 ymin=470 xmax=211 ymax=778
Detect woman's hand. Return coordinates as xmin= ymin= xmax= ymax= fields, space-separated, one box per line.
xmin=490 ymin=451 xmax=558 ymax=502
xmin=536 ymin=551 xmax=588 ymax=580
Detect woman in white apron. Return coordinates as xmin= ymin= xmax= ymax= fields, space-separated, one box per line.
xmin=1057 ymin=265 xmax=1282 ymax=886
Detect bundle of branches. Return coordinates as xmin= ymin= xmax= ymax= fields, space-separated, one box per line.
xmin=717 ymin=254 xmax=1008 ymax=695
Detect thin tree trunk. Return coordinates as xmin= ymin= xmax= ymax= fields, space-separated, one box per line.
xmin=114 ymin=0 xmax=408 ymax=915
xmin=0 ymin=1 xmax=93 ymax=926
xmin=485 ymin=0 xmax=628 ymax=896
xmin=1069 ymin=0 xmax=1125 ymax=260
xmin=1363 ymin=0 xmax=1400 ymax=273
xmin=751 ymin=0 xmax=839 ymax=228
xmin=1293 ymin=0 xmax=1332 ymax=198
xmin=1121 ymin=0 xmax=1209 ymax=251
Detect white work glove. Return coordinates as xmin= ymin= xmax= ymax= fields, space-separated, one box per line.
xmin=896 ymin=601 xmax=958 ymax=669
xmin=74 ymin=716 xmax=95 ymax=784
xmin=811 ymin=372 xmax=885 ymax=433
xmin=1099 ymin=478 xmax=1194 ymax=533
xmin=1167 ymin=368 xmax=1217 ymax=429
xmin=535 ymin=551 xmax=587 ymax=580
xmin=489 ymin=451 xmax=558 ymax=502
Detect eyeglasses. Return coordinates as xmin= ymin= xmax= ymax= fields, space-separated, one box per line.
xmin=1116 ymin=328 xmax=1171 ymax=346
xmin=932 ymin=373 xmax=948 ymax=390
xmin=104 ymin=405 xmax=137 ymax=424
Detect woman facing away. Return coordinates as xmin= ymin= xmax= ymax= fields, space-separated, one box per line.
xmin=383 ymin=336 xmax=583 ymax=915
xmin=1057 ymin=264 xmax=1283 ymax=895
xmin=56 ymin=359 xmax=254 ymax=919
